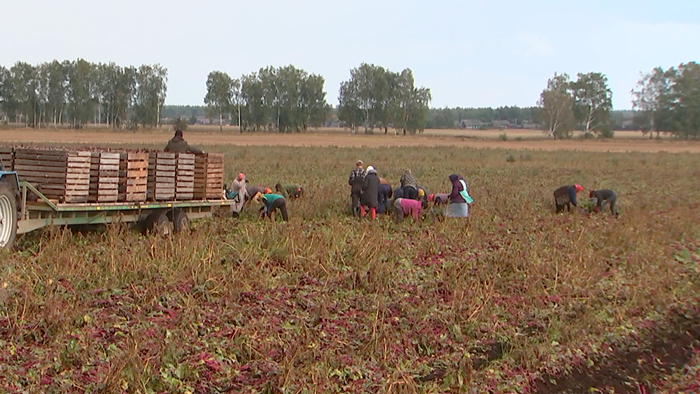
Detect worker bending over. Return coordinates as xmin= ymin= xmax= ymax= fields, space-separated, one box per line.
xmin=394 ymin=197 xmax=428 ymax=223
xmin=252 ymin=192 xmax=289 ymax=222
xmin=553 ymin=184 xmax=584 ymax=213
xmin=275 ymin=183 xmax=304 ymax=199
xmin=589 ymin=189 xmax=618 ymax=216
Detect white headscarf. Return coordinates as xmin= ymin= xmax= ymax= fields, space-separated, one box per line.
xmin=366 ymin=166 xmax=377 ymax=174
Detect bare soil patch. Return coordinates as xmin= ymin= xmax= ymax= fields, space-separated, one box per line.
xmin=0 ymin=128 xmax=698 ymax=153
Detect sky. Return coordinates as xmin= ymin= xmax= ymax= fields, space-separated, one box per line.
xmin=1 ymin=0 xmax=698 ymax=109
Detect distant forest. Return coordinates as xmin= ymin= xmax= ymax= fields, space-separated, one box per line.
xmin=162 ymin=105 xmax=636 ymax=130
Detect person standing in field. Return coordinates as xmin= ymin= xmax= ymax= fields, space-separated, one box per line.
xmin=589 ymin=188 xmax=618 ymax=216
xmin=164 ymin=129 xmax=203 ymax=154
xmin=400 ymin=169 xmax=419 ymax=200
xmin=360 ymin=166 xmax=380 ymax=220
xmin=252 ymin=192 xmax=289 ymax=222
xmin=348 ymin=160 xmax=366 ymax=217
xmin=446 ymin=174 xmax=473 ymax=218
xmin=394 ymin=197 xmax=428 ymax=223
xmin=553 ymin=184 xmax=584 ymax=213
xmin=228 ymin=173 xmax=247 ymax=215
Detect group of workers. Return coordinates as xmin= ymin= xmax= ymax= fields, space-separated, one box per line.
xmin=164 ymin=129 xmax=618 ymax=223
xmin=348 ymin=160 xmax=474 ymax=223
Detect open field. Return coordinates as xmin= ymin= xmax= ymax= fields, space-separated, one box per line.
xmin=0 ymin=127 xmax=697 ymax=153
xmin=1 ymin=143 xmax=700 ymax=393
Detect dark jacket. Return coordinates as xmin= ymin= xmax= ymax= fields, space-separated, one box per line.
xmin=361 ymin=172 xmax=380 ymax=208
xmin=377 ymin=184 xmax=392 ymax=214
xmin=164 ymin=136 xmax=203 ymax=154
xmin=246 ymin=186 xmax=267 ymax=201
xmin=449 ymin=174 xmax=467 ymax=204
xmin=554 ymin=185 xmax=578 ymax=206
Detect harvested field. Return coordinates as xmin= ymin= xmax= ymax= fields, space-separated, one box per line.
xmin=1 ymin=143 xmax=700 ymax=393
xmin=0 ymin=128 xmax=699 ymax=153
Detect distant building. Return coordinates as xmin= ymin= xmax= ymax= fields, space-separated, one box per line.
xmin=457 ymin=119 xmax=483 ymax=129
xmin=492 ymin=120 xmax=511 ymax=129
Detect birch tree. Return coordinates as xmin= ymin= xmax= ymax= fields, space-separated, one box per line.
xmin=204 ymin=71 xmax=234 ymax=132
xmin=571 ymin=72 xmax=613 ymax=137
xmin=538 ymin=73 xmax=575 ymax=139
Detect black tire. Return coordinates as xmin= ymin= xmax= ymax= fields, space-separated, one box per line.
xmin=0 ymin=182 xmax=18 ymax=249
xmin=167 ymin=209 xmax=190 ymax=234
xmin=145 ymin=211 xmax=172 ymax=236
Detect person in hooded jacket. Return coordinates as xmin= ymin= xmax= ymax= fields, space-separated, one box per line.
xmin=226 ymin=173 xmax=247 ymax=216
xmin=446 ymin=174 xmax=473 ymax=218
xmin=164 ymin=129 xmax=203 ymax=154
xmin=360 ymin=166 xmax=380 ymax=220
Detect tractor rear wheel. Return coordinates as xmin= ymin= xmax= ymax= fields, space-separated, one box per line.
xmin=0 ymin=183 xmax=18 ymax=249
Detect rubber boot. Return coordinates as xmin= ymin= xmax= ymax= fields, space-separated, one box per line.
xmin=371 ymin=208 xmax=376 ymax=220
xmin=360 ymin=206 xmax=366 ymax=218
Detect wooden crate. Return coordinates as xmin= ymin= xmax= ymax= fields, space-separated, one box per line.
xmin=89 ymin=152 xmax=120 ymax=203
xmin=0 ymin=147 xmax=13 ymax=170
xmin=194 ymin=153 xmax=224 ymax=200
xmin=13 ymin=148 xmax=90 ymax=203
xmin=147 ymin=152 xmax=176 ymax=201
xmin=175 ymin=153 xmax=195 ymax=200
xmin=119 ymin=152 xmax=148 ymax=202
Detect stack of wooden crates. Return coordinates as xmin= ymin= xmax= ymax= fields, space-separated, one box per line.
xmin=0 ymin=147 xmax=12 ymax=170
xmin=119 ymin=152 xmax=148 ymax=202
xmin=194 ymin=153 xmax=224 ymax=199
xmin=2 ymin=146 xmax=225 ymax=204
xmin=13 ymin=148 xmax=91 ymax=203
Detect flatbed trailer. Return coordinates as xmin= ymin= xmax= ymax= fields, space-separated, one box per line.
xmin=0 ymin=171 xmax=233 ymax=249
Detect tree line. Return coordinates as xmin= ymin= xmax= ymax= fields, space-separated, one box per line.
xmin=0 ymin=60 xmax=167 ymax=128
xmin=539 ymin=61 xmax=700 ymax=139
xmin=201 ymin=63 xmax=431 ymax=134
xmin=202 ymin=65 xmax=330 ymax=132
xmin=3 ymin=59 xmax=699 ymax=137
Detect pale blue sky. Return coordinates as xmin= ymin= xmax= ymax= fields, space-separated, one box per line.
xmin=1 ymin=0 xmax=698 ymax=109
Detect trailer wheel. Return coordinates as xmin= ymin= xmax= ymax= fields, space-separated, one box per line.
xmin=168 ymin=209 xmax=190 ymax=234
xmin=0 ymin=183 xmax=18 ymax=249
xmin=145 ymin=211 xmax=172 ymax=236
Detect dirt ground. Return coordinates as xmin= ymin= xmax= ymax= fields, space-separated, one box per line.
xmin=0 ymin=128 xmax=698 ymax=153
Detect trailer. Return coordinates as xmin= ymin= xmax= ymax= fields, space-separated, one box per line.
xmin=0 ymin=170 xmax=233 ymax=249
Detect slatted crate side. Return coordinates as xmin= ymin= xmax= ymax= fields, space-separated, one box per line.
xmin=193 ymin=153 xmax=224 ymax=199
xmin=65 ymin=152 xmax=91 ymax=203
xmin=146 ymin=151 xmax=177 ymax=201
xmin=174 ymin=153 xmax=196 ymax=200
xmin=13 ymin=148 xmax=69 ymax=200
xmin=88 ymin=151 xmax=122 ymax=203
xmin=118 ymin=152 xmax=149 ymax=202
xmin=0 ymin=147 xmax=13 ymax=170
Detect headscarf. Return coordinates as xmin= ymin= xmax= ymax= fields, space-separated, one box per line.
xmin=356 ymin=160 xmax=364 ymax=167
xmin=237 ymin=173 xmax=245 ymax=181
xmin=449 ymin=174 xmax=459 ymax=182
xmin=575 ymin=184 xmax=584 ymax=192
xmin=366 ymin=166 xmax=377 ymax=174
xmin=174 ymin=129 xmax=183 ymax=138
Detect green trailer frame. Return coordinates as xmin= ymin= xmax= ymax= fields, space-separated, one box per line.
xmin=16 ymin=180 xmax=233 ymax=235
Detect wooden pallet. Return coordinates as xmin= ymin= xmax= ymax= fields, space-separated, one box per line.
xmin=194 ymin=153 xmax=224 ymax=200
xmin=13 ymin=148 xmax=90 ymax=203
xmin=175 ymin=153 xmax=195 ymax=200
xmin=0 ymin=147 xmax=13 ymax=170
xmin=147 ymin=152 xmax=176 ymax=201
xmin=89 ymin=152 xmax=120 ymax=203
xmin=118 ymin=152 xmax=148 ymax=202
